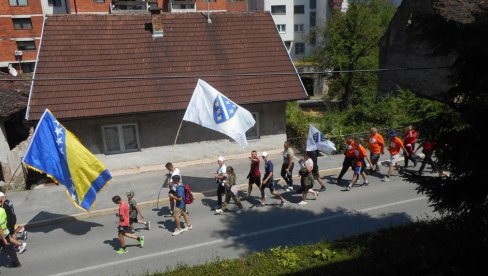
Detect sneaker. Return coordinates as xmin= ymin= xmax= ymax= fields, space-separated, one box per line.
xmin=182 ymin=227 xmax=190 ymax=232
xmin=215 ymin=209 xmax=224 ymax=214
xmin=363 ymin=180 xmax=369 ymax=186
xmin=314 ymin=191 xmax=319 ymax=200
xmin=336 ymin=178 xmax=342 ymax=185
xmin=346 ymin=186 xmax=351 ymax=191
xmin=116 ymin=248 xmax=128 ymax=254
xmin=172 ymin=228 xmax=183 ymax=236
xmin=18 ymin=243 xmax=27 ymax=254
xmin=7 ymin=263 xmax=22 ymax=268
xmin=319 ymin=186 xmax=326 ymax=192
xmin=138 ymin=236 xmax=145 ymax=248
xmin=382 ymin=177 xmax=390 ymax=182
xmin=280 ymin=200 xmax=288 ymax=206
xmin=187 ymin=225 xmax=193 ymax=230
xmin=146 ymin=221 xmax=151 ymax=230
xmin=236 ymin=209 xmax=243 ymax=214
xmin=298 ymin=201 xmax=308 ymax=205
xmin=285 ymin=187 xmax=293 ymax=192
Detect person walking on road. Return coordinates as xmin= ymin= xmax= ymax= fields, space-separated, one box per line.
xmin=260 ymin=152 xmax=287 ymax=206
xmin=346 ymin=139 xmax=372 ymax=191
xmin=112 ymin=195 xmax=144 ymax=254
xmin=367 ymin=127 xmax=385 ymax=173
xmin=165 ymin=162 xmax=181 ymax=215
xmin=245 ymin=150 xmax=261 ymax=199
xmin=336 ymin=136 xmax=356 ymax=185
xmin=404 ymin=124 xmax=418 ymax=167
xmin=127 ymin=190 xmax=150 ymax=231
xmin=169 ymin=175 xmax=192 ymax=236
xmin=416 ymin=139 xmax=437 ymax=175
xmin=214 ymin=156 xmax=227 ymax=210
xmin=298 ymin=153 xmax=319 ymax=205
xmin=383 ymin=131 xmax=409 ymax=182
xmin=281 ymin=141 xmax=295 ymax=191
xmin=0 ymin=192 xmax=26 ymax=254
xmin=215 ymin=166 xmax=244 ymax=214
xmin=0 ymin=195 xmax=21 ymax=268
xmin=306 ymin=150 xmax=326 ymax=191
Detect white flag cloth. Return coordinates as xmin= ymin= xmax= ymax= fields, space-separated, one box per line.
xmin=306 ymin=124 xmax=336 ymax=155
xmin=183 ymin=79 xmax=256 ymax=147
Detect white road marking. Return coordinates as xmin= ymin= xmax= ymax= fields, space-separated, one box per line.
xmin=50 ymin=196 xmax=427 ymax=276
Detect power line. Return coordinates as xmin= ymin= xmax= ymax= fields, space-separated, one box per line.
xmin=0 ymin=66 xmax=452 ymax=82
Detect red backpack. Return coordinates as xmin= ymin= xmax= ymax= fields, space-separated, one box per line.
xmin=184 ymin=184 xmax=194 ymax=204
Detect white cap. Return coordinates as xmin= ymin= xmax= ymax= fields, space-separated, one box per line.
xmin=261 ymin=152 xmax=268 ymax=157
xmin=0 ymin=192 xmax=4 ymax=197
xmin=217 ymin=156 xmax=225 ymax=162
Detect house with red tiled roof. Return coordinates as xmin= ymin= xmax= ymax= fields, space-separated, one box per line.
xmin=26 ymin=11 xmax=307 ymax=170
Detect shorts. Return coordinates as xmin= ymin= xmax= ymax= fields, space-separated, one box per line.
xmin=173 ymin=207 xmax=184 ymax=219
xmin=353 ymin=159 xmax=366 ymax=174
xmin=390 ymin=154 xmax=400 ymax=166
xmin=129 ymin=217 xmax=138 ymax=224
xmin=117 ymin=225 xmax=132 ymax=234
xmin=370 ymin=153 xmax=380 ymax=163
xmin=260 ymin=180 xmax=276 ymax=192
xmin=248 ymin=176 xmax=261 ymax=186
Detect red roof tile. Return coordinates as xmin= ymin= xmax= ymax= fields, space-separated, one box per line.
xmin=28 ymin=12 xmax=307 ymax=120
xmin=0 ymin=72 xmax=30 ymax=118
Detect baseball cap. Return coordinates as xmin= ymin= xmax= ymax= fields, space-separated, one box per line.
xmin=261 ymin=152 xmax=268 ymax=157
xmin=217 ymin=156 xmax=225 ymax=162
xmin=0 ymin=192 xmax=5 ymax=197
xmin=126 ymin=190 xmax=134 ymax=196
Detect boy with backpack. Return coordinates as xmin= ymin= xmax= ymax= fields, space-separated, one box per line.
xmin=169 ymin=175 xmax=192 ymax=236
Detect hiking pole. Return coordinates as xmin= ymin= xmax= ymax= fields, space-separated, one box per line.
xmin=156 ymin=184 xmax=164 ymax=209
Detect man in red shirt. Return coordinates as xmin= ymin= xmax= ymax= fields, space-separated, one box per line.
xmin=336 ymin=136 xmax=356 ymax=185
xmin=112 ymin=195 xmax=144 ymax=254
xmin=246 ymin=150 xmax=261 ymax=200
xmin=383 ymin=131 xmax=409 ymax=182
xmin=404 ymin=124 xmax=418 ymax=167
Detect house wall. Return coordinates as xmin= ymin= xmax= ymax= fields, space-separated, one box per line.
xmin=68 ymin=0 xmax=110 ymax=13
xmin=0 ymin=123 xmax=10 ymax=182
xmin=195 ymin=0 xmax=248 ymax=11
xmin=62 ymin=101 xmax=287 ymax=170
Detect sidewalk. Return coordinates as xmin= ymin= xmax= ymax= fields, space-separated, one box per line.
xmin=6 ymin=150 xmax=350 ymax=228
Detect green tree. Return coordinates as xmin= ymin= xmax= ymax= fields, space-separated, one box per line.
xmin=312 ymin=0 xmax=396 ymax=109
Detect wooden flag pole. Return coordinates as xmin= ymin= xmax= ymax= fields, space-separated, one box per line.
xmin=173 ymin=119 xmax=184 ymax=146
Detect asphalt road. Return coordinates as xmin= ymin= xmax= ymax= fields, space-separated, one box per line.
xmin=0 ymin=169 xmax=436 ymax=276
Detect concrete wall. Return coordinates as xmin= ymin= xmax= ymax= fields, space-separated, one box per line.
xmin=62 ymin=102 xmax=287 ymax=170
xmin=0 ymin=123 xmax=10 ymax=182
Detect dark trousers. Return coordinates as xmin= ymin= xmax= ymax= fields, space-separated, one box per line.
xmin=419 ymin=152 xmax=436 ymax=174
xmin=280 ymin=163 xmax=294 ymax=187
xmin=216 ymin=182 xmax=226 ymax=207
xmin=338 ymin=156 xmax=354 ymax=180
xmin=1 ymin=235 xmax=20 ymax=267
xmin=404 ymin=144 xmax=416 ymax=166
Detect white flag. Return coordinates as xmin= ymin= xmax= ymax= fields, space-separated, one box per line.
xmin=183 ymin=79 xmax=256 ymax=147
xmin=306 ymin=124 xmax=336 ymax=155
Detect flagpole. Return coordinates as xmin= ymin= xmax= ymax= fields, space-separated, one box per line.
xmin=173 ymin=119 xmax=184 ymax=146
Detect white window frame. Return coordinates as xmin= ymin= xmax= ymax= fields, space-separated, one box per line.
xmin=102 ymin=123 xmax=140 ymax=154
xmin=276 ymin=24 xmax=286 ymax=34
xmin=246 ymin=112 xmax=260 ymax=140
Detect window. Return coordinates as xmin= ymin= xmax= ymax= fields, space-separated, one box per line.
xmin=294 ymin=5 xmax=304 ymax=14
xmin=21 ymin=62 xmax=35 ymax=73
xmin=276 ymin=24 xmax=286 ymax=34
xmin=271 ymin=5 xmax=286 ymax=14
xmin=12 ymin=18 xmax=32 ymax=29
xmin=9 ymin=0 xmax=28 ymax=6
xmin=310 ymin=11 xmax=316 ymax=27
xmin=102 ymin=123 xmax=140 ymax=154
xmin=93 ymin=0 xmax=105 ymax=3
xmin=16 ymin=40 xmax=36 ymax=51
xmin=309 ymin=29 xmax=316 ymax=45
xmin=48 ymin=0 xmax=61 ymax=6
xmin=294 ymin=24 xmax=304 ymax=32
xmin=246 ymin=113 xmax=259 ymax=139
xmin=310 ymin=0 xmax=316 ymax=9
xmin=295 ymin=43 xmax=305 ymax=55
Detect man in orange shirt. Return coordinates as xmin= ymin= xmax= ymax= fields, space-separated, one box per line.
xmin=112 ymin=195 xmax=145 ymax=254
xmin=367 ymin=127 xmax=384 ymax=174
xmin=346 ymin=138 xmax=372 ymax=191
xmin=382 ymin=131 xmax=409 ymax=182
xmin=336 ymin=136 xmax=356 ymax=185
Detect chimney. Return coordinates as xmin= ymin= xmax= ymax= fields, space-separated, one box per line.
xmin=151 ymin=8 xmax=164 ymax=38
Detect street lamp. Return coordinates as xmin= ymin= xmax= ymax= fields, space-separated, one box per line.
xmin=14 ymin=50 xmax=23 ymax=74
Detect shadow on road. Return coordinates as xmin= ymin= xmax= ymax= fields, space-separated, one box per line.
xmin=210 ymin=204 xmax=414 ymax=256
xmin=25 ymin=211 xmax=103 ymax=235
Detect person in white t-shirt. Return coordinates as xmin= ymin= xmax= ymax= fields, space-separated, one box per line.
xmin=214 ymin=156 xmax=227 ymax=209
xmin=165 ymin=162 xmax=181 ymax=215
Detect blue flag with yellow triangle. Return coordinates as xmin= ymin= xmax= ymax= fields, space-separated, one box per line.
xmin=23 ymin=109 xmax=112 ymax=211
